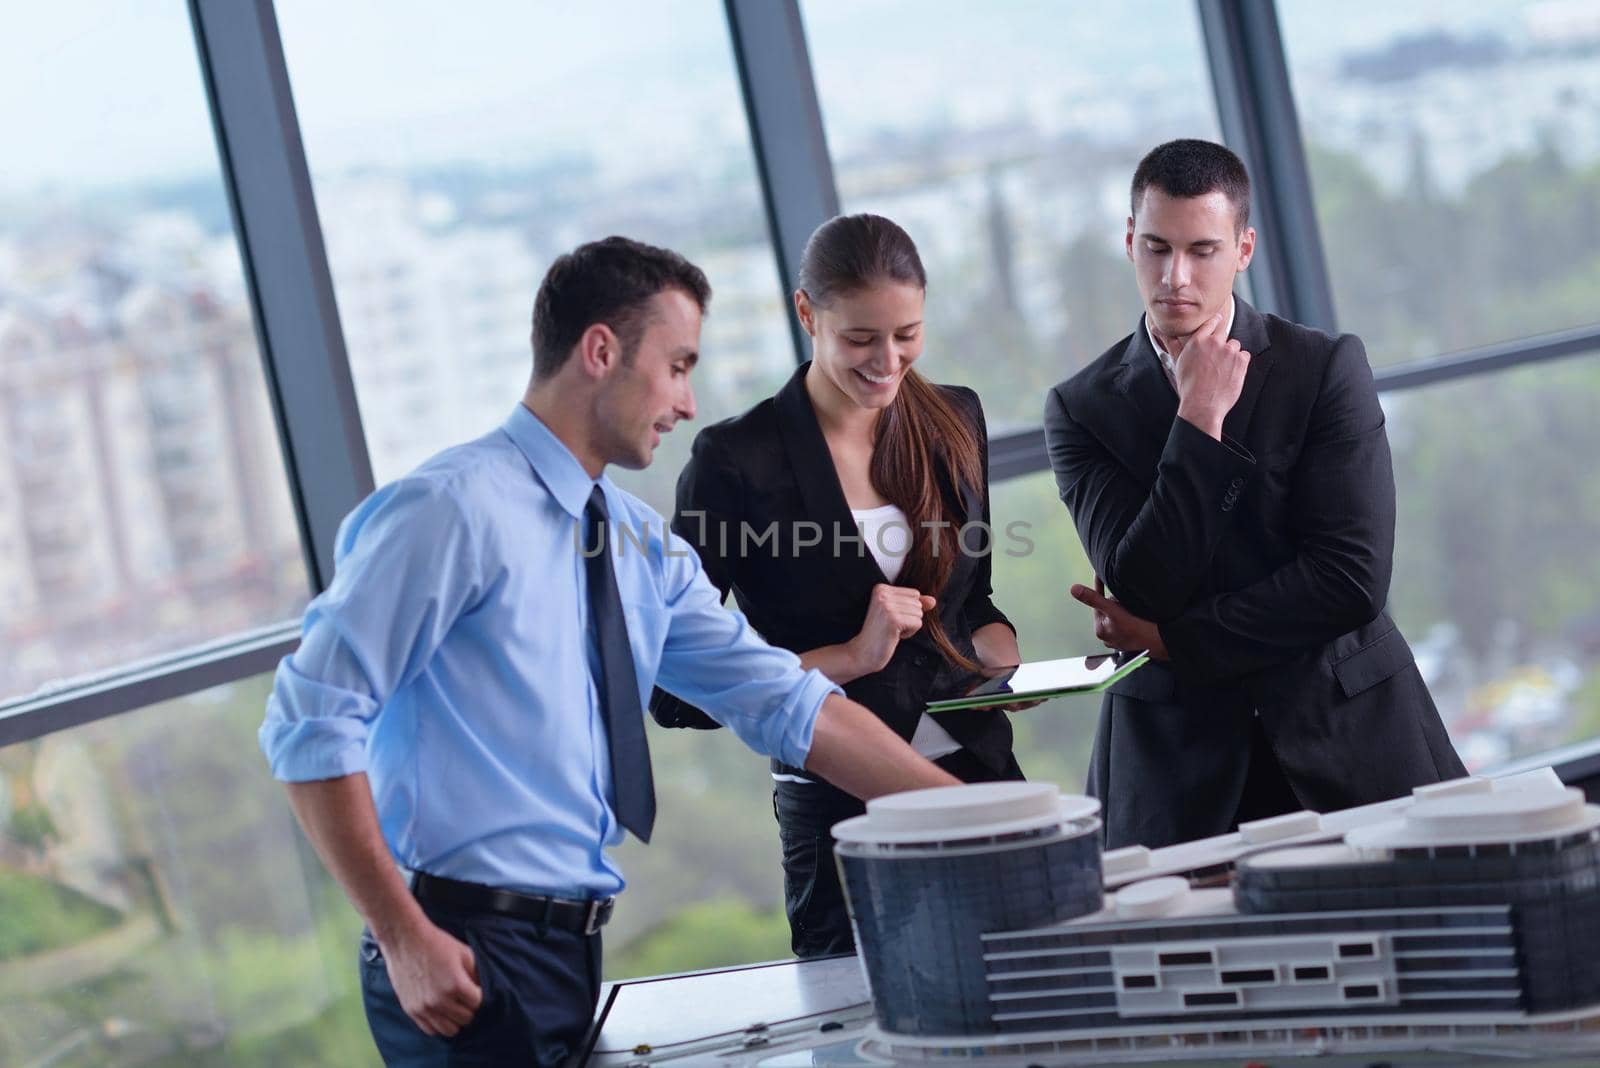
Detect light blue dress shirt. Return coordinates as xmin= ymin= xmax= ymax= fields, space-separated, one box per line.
xmin=260 ymin=404 xmax=839 ymax=898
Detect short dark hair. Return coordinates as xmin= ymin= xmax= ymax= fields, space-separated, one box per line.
xmin=531 ymin=236 xmax=711 ymax=379
xmin=797 ymin=213 xmax=927 ymax=307
xmin=1130 ymin=139 xmax=1252 ymax=232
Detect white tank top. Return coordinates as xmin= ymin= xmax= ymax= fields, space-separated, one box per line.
xmin=772 ymin=504 xmax=966 ymax=784
xmin=856 ymin=504 xmax=962 ymax=762
xmin=850 ymin=502 xmax=910 ymax=582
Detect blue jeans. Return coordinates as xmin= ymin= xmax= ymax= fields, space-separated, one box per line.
xmin=359 ymin=901 xmax=601 ymax=1067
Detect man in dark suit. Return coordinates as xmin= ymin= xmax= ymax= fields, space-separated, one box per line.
xmin=1043 ymin=139 xmax=1465 ymax=851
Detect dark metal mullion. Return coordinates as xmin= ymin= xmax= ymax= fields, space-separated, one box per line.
xmin=988 ymin=428 xmax=1049 ymax=483
xmin=1492 ymin=734 xmax=1600 ymax=791
xmin=1375 ymin=323 xmax=1600 ymax=392
xmin=724 ymin=0 xmax=840 ymax=364
xmin=0 ymin=625 xmax=300 ymax=747
xmin=1196 ymin=0 xmax=1336 ymax=334
xmin=191 ymin=0 xmax=372 ymax=591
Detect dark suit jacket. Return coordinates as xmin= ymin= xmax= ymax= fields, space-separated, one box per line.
xmin=1044 ymin=297 xmax=1465 ymax=850
xmin=650 ymin=362 xmax=1017 ymax=777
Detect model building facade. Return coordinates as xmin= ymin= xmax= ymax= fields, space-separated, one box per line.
xmin=835 ymin=771 xmax=1600 ymax=1062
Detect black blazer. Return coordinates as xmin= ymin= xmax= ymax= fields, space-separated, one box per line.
xmin=1044 ymin=298 xmax=1465 ymax=850
xmin=650 ymin=362 xmax=1017 ymax=777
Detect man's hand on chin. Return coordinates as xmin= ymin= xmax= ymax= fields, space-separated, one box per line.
xmin=1069 ymin=577 xmax=1169 ymax=661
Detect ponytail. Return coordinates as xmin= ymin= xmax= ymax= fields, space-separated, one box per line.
xmin=872 ymin=370 xmax=985 ymax=672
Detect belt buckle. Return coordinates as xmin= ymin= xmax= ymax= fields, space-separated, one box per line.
xmin=583 ymin=897 xmax=608 ymax=935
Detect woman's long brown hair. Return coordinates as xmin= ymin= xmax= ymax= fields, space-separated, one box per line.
xmin=798 ymin=214 xmax=986 ymax=671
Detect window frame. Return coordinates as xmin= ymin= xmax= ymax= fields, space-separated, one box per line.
xmin=5 ymin=0 xmax=1599 ymax=792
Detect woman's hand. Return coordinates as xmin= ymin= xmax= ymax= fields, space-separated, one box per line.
xmin=972 ymin=621 xmax=1020 ymax=671
xmin=848 ymin=584 xmax=936 ymax=676
xmin=971 ymin=621 xmax=1042 ymax=712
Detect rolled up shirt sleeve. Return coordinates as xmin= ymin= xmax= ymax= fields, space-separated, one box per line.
xmin=260 ymin=476 xmax=482 ymax=782
xmin=653 ymin=528 xmax=839 ymax=769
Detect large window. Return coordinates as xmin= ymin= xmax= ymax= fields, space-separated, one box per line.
xmin=1280 ymin=0 xmax=1600 ymax=366
xmin=0 ymin=675 xmax=373 ymax=1066
xmin=0 ymin=6 xmax=307 ymax=709
xmin=802 ymin=0 xmax=1226 ymax=431
xmin=276 ymin=0 xmax=796 ymax=517
xmin=1384 ymin=355 xmax=1600 ymax=770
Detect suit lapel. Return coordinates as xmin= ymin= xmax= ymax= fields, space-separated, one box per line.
xmin=1112 ymin=326 xmax=1177 ymax=478
xmin=1114 ymin=295 xmax=1277 ymax=455
xmin=1221 ymin=297 xmax=1275 ymax=445
xmin=773 ymin=363 xmax=885 ymax=585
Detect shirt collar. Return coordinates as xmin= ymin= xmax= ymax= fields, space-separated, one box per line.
xmin=1145 ymin=294 xmax=1236 ymax=372
xmin=500 ymin=403 xmax=604 ymax=519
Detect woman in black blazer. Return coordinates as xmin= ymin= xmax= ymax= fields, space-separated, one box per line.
xmin=650 ymin=214 xmax=1027 ymax=957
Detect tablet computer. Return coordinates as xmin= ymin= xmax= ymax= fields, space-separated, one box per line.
xmin=925 ymin=651 xmax=1149 ymax=711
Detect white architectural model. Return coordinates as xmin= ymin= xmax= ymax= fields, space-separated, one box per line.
xmin=834 ymin=771 xmax=1600 ymax=1063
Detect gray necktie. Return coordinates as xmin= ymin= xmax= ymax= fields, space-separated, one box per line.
xmin=584 ymin=486 xmax=656 ymax=842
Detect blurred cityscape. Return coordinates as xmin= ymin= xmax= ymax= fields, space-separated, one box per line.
xmin=0 ymin=212 xmax=304 ymax=703
xmin=1 ymin=1 xmax=1598 ymax=1063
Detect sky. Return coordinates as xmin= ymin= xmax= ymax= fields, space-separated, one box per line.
xmin=0 ymin=0 xmax=1551 ymax=198
xmin=0 ymin=2 xmax=742 ymax=196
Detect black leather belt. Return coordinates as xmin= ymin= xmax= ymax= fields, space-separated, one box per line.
xmin=408 ymin=871 xmax=614 ymax=935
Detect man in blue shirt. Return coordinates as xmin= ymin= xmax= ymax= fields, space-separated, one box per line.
xmin=260 ymin=237 xmax=961 ymax=1065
